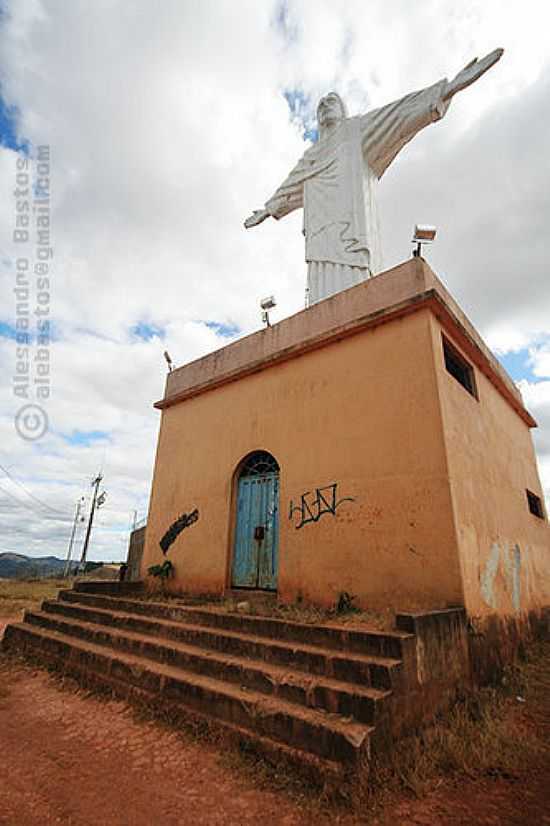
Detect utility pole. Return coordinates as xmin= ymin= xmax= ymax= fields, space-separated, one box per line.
xmin=64 ymin=497 xmax=85 ymax=577
xmin=78 ymin=473 xmax=107 ymax=573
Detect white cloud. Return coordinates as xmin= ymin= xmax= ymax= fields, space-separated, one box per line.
xmin=529 ymin=342 xmax=550 ymax=380
xmin=518 ymin=379 xmax=550 ymax=504
xmin=0 ymin=0 xmax=549 ymax=559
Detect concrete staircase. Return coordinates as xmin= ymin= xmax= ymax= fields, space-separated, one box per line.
xmin=2 ymin=583 xmax=467 ymax=783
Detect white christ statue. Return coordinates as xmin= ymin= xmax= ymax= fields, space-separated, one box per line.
xmin=245 ymin=49 xmax=503 ymax=305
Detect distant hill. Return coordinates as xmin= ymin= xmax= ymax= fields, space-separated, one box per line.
xmin=0 ymin=553 xmax=78 ymax=579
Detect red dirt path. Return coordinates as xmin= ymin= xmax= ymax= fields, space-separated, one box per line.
xmin=0 ymin=657 xmax=336 ymax=826
xmin=1 ymin=621 xmax=549 ymax=825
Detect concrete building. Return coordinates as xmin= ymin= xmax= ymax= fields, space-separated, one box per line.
xmin=142 ymin=258 xmax=550 ymax=623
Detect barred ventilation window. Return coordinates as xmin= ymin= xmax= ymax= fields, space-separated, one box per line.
xmin=442 ymin=335 xmax=478 ymax=399
xmin=239 ymin=451 xmax=279 ymax=478
xmin=526 ymin=489 xmax=545 ymax=519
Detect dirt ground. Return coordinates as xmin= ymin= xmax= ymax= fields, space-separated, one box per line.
xmin=1 ymin=617 xmax=549 ymax=826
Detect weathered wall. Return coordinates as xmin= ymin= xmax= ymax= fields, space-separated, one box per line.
xmin=143 ymin=307 xmax=463 ymax=611
xmin=431 ymin=316 xmax=550 ymax=619
xmin=392 ymin=608 xmax=471 ymax=731
xmin=126 ymin=526 xmax=146 ymax=582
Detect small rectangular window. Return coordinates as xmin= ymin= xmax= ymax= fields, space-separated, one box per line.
xmin=442 ymin=336 xmax=477 ymax=398
xmin=526 ymin=489 xmax=545 ymax=519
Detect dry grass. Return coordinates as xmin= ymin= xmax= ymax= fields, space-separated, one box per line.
xmin=234 ymin=599 xmax=394 ymax=631
xmin=137 ymin=588 xmax=395 ymax=630
xmin=0 ymin=577 xmax=71 ymax=619
xmin=361 ymin=639 xmax=550 ymax=808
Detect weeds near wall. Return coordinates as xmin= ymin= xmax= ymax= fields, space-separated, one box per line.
xmin=147 ymin=560 xmax=174 ymax=595
xmin=213 ymin=594 xmax=393 ymax=629
xmin=335 ymin=592 xmax=358 ymax=615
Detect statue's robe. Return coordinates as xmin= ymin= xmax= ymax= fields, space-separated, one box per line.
xmin=265 ymin=80 xmax=451 ymax=305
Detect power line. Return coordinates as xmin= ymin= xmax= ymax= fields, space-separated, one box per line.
xmin=0 ymin=521 xmax=52 ymax=537
xmin=0 ymin=462 xmax=70 ymax=517
xmin=0 ymin=482 xmax=72 ymax=522
xmin=0 ymin=482 xmax=47 ymax=515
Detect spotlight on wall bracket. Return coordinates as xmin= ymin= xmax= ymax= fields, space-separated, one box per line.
xmin=412 ymin=224 xmax=437 ymax=258
xmin=260 ymin=295 xmax=276 ymax=327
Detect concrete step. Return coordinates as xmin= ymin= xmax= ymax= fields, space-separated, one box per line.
xmin=44 ymin=598 xmax=403 ymax=690
xmin=58 ymin=589 xmax=411 ymax=659
xmin=2 ymin=621 xmax=373 ymax=764
xmin=26 ymin=609 xmax=391 ymax=725
xmin=59 ymin=591 xmax=414 ymax=659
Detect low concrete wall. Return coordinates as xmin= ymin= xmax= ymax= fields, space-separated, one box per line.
xmin=396 ymin=608 xmax=470 ymax=685
xmin=388 ymin=608 xmax=471 ymax=736
xmin=73 ymin=580 xmax=144 ymax=596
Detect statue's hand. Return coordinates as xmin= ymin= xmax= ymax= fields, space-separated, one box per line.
xmin=244 ymin=208 xmax=270 ymax=229
xmin=443 ymin=48 xmax=504 ymax=100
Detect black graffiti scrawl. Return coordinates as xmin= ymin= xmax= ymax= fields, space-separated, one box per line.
xmin=289 ymin=483 xmax=354 ymax=530
xmin=160 ymin=508 xmax=199 ymax=554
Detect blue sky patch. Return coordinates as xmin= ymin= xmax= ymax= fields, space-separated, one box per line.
xmin=62 ymin=430 xmax=110 ymax=447
xmin=498 ymin=349 xmax=538 ymax=384
xmin=0 ymin=321 xmax=17 ymax=340
xmin=283 ymin=88 xmax=318 ymax=142
xmin=131 ymin=321 xmax=166 ymax=341
xmin=303 ymin=125 xmax=319 ymax=143
xmin=204 ymin=320 xmax=240 ymax=338
xmin=0 ymin=93 xmax=29 ymax=153
xmin=0 ymin=319 xmax=59 ymax=343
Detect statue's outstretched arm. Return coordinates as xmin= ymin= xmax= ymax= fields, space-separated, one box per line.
xmin=362 ymin=47 xmax=503 ymax=179
xmin=245 ymin=154 xmax=307 ymax=228
xmin=244 ymin=209 xmax=270 ymax=229
xmin=443 ymin=48 xmax=503 ymax=101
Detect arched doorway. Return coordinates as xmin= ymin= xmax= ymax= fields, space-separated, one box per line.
xmin=231 ymin=451 xmax=280 ymax=590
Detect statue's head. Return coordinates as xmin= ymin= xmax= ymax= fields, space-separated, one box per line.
xmin=317 ymin=92 xmax=347 ymax=138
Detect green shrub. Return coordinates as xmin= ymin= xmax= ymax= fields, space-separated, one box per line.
xmin=335 ymin=591 xmax=358 ymax=614
xmin=147 ymin=560 xmax=174 ymax=593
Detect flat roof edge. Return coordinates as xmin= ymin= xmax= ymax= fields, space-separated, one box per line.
xmin=155 ymin=282 xmax=536 ymax=428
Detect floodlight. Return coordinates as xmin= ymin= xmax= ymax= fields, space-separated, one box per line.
xmin=413 ymin=225 xmax=437 ymax=243
xmin=163 ymin=350 xmax=174 ymax=372
xmin=260 ymin=295 xmax=276 ymax=328
xmin=412 ymin=224 xmax=437 ymax=257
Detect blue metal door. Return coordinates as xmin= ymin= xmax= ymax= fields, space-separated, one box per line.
xmin=232 ymin=473 xmax=279 ymax=590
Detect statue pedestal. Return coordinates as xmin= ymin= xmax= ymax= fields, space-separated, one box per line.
xmin=144 ymin=258 xmax=550 ymax=621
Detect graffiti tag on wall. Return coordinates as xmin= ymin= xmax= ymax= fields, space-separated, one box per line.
xmin=289 ymin=483 xmax=355 ymax=530
xmin=160 ymin=508 xmax=199 ymax=555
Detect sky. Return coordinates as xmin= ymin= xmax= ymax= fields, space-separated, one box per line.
xmin=0 ymin=0 xmax=549 ymax=562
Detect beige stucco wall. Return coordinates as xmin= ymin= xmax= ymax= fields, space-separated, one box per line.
xmin=143 ymin=307 xmax=464 ymax=611
xmin=431 ymin=317 xmax=550 ymax=618
xmin=142 ymin=259 xmax=548 ymax=617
